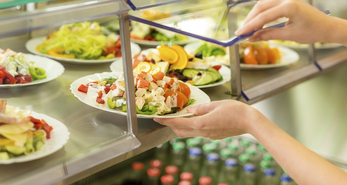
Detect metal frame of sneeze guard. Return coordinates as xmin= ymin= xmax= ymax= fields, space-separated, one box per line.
xmin=126 ymin=0 xmax=188 ymax=10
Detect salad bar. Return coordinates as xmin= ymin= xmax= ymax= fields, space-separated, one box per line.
xmin=1 ymin=0 xmax=347 ymax=184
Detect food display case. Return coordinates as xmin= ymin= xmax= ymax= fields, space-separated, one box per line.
xmin=1 ymin=0 xmax=347 ymax=184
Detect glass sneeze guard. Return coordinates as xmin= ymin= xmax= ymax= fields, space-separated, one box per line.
xmin=0 ymin=0 xmax=129 ymax=38
xmin=126 ymin=0 xmax=188 ymax=10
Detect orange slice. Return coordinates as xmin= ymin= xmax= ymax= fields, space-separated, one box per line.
xmin=157 ymin=45 xmax=179 ymax=64
xmin=170 ymin=45 xmax=188 ymax=70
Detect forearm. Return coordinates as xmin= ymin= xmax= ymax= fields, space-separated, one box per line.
xmin=249 ymin=110 xmax=347 ymax=185
xmin=325 ymin=16 xmax=347 ymax=47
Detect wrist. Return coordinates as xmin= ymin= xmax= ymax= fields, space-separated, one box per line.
xmin=325 ymin=17 xmax=347 ymax=46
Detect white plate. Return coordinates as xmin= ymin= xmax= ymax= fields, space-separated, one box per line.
xmin=269 ymin=40 xmax=343 ymax=50
xmin=25 ymin=36 xmax=141 ymax=64
xmin=184 ymin=42 xmax=300 ymax=70
xmin=70 ymin=72 xmax=211 ymax=119
xmin=131 ymin=38 xmax=191 ymax=47
xmin=0 ymin=54 xmax=64 ymax=88
xmin=0 ymin=111 xmax=70 ymax=164
xmin=109 ymin=59 xmax=231 ymax=88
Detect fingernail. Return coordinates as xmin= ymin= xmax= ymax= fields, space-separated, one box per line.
xmin=186 ymin=106 xmax=195 ymax=113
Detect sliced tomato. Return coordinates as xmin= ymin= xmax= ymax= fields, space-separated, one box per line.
xmin=96 ymin=97 xmax=105 ymax=104
xmin=78 ymin=84 xmax=88 ymax=93
xmin=212 ymin=65 xmax=222 ymax=71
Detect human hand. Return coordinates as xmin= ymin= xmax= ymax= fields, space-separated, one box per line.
xmin=153 ymin=100 xmax=262 ymax=140
xmin=235 ymin=0 xmax=333 ymax=43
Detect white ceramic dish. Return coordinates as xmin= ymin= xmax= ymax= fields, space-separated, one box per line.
xmin=0 ymin=54 xmax=64 ymax=88
xmin=184 ymin=42 xmax=300 ymax=70
xmin=25 ymin=36 xmax=141 ymax=64
xmin=70 ymin=72 xmax=211 ymax=119
xmin=269 ymin=40 xmax=343 ymax=50
xmin=109 ymin=58 xmax=231 ymax=88
xmin=0 ymin=111 xmax=70 ymax=164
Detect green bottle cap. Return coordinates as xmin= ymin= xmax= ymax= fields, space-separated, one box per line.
xmin=240 ymin=139 xmax=251 ymax=147
xmin=220 ymin=148 xmax=233 ymax=157
xmin=209 ymin=140 xmax=221 ymax=147
xmin=223 ymin=137 xmax=233 ymax=143
xmin=260 ymin=160 xmax=272 ymax=168
xmin=186 ymin=138 xmax=200 ymax=147
xmin=202 ymin=143 xmax=217 ymax=152
xmin=263 ymin=153 xmax=274 ymax=161
xmin=245 ymin=148 xmax=256 ymax=156
xmin=172 ymin=142 xmax=185 ymax=151
xmin=194 ymin=137 xmax=205 ymax=142
xmin=170 ymin=137 xmax=182 ymax=145
xmin=238 ymin=154 xmax=250 ymax=162
xmin=257 ymin=144 xmax=266 ymax=152
xmin=227 ymin=143 xmax=239 ymax=151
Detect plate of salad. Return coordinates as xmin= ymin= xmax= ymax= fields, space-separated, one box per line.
xmin=0 ymin=49 xmax=64 ymax=88
xmin=184 ymin=41 xmax=300 ymax=70
xmin=110 ymin=45 xmax=231 ymax=88
xmin=25 ymin=22 xmax=141 ymax=64
xmin=0 ymin=100 xmax=70 ymax=164
xmin=70 ymin=72 xmax=211 ymax=119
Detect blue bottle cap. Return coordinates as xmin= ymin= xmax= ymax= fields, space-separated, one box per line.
xmin=225 ymin=158 xmax=238 ymax=167
xmin=207 ymin=153 xmax=219 ymax=161
xmin=189 ymin=147 xmax=202 ymax=156
xmin=243 ymin=163 xmax=256 ymax=172
xmin=264 ymin=168 xmax=276 ymax=176
xmin=281 ymin=174 xmax=294 ymax=182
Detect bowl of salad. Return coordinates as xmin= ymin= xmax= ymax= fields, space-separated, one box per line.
xmin=25 ymin=21 xmax=141 ymax=64
xmin=70 ymin=71 xmax=211 ymax=118
xmin=0 ymin=99 xmax=70 ymax=164
xmin=184 ymin=41 xmax=300 ymax=70
xmin=0 ymin=48 xmax=64 ymax=87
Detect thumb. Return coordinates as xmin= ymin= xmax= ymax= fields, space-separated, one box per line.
xmin=186 ymin=102 xmax=216 ymax=116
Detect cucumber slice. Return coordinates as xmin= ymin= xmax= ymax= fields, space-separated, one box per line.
xmin=208 ymin=68 xmax=223 ymax=81
xmin=182 ymin=68 xmax=200 ymax=78
xmin=193 ymin=72 xmax=214 ymax=85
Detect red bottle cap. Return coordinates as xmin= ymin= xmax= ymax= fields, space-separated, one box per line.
xmin=178 ymin=180 xmax=192 ymax=185
xmin=147 ymin=168 xmax=160 ymax=177
xmin=199 ymin=176 xmax=212 ymax=185
xmin=150 ymin=159 xmax=163 ymax=168
xmin=132 ymin=162 xmax=144 ymax=170
xmin=165 ymin=165 xmax=179 ymax=174
xmin=180 ymin=172 xmax=193 ymax=181
xmin=161 ymin=174 xmax=174 ymax=184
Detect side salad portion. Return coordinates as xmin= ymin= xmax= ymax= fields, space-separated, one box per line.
xmin=0 ymin=49 xmax=46 ymax=85
xmin=77 ymin=72 xmax=195 ymax=116
xmin=0 ymin=99 xmax=53 ymax=160
xmin=132 ymin=44 xmax=223 ymax=86
xmin=36 ymin=21 xmax=122 ymax=60
xmin=189 ymin=41 xmax=282 ymax=66
xmin=130 ymin=10 xmax=189 ymax=43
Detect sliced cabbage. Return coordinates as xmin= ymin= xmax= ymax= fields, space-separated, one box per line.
xmin=37 ymin=22 xmax=108 ymax=59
